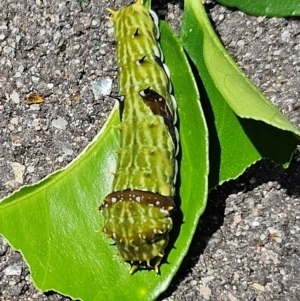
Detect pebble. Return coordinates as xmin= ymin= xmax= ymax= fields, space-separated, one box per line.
xmin=10 ymin=162 xmax=25 ymax=184
xmin=201 ymin=276 xmax=214 ymax=286
xmin=10 ymin=91 xmax=20 ymax=104
xmin=251 ymin=220 xmax=260 ymax=227
xmin=4 ymin=265 xmax=22 ymax=276
xmin=273 ymin=49 xmax=283 ymax=56
xmin=199 ymin=285 xmax=211 ymax=300
xmin=252 ymin=283 xmax=265 ymax=292
xmin=10 ymin=117 xmax=19 ymax=125
xmin=31 ymin=119 xmax=39 ymax=127
xmin=281 ymin=30 xmax=291 ymax=43
xmin=62 ymin=147 xmax=73 ymax=156
xmin=91 ymin=18 xmax=101 ymax=28
xmin=92 ymin=78 xmax=112 ymax=99
xmin=51 ymin=117 xmax=68 ymax=130
xmin=15 ymin=72 xmax=22 ymax=78
xmin=257 ymin=16 xmax=265 ymax=23
xmin=31 ymin=76 xmax=39 ymax=83
xmin=28 ymin=104 xmax=40 ymax=111
xmin=260 ymin=248 xmax=280 ymax=265
xmin=27 ymin=165 xmax=35 ymax=173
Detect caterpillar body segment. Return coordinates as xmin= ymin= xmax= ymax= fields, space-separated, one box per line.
xmin=100 ymin=0 xmax=178 ymax=273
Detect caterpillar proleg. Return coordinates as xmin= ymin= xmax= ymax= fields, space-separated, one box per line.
xmin=99 ymin=0 xmax=178 ymax=274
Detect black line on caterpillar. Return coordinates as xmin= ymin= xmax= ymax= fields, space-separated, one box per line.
xmin=136 ymin=55 xmax=146 ymax=66
xmin=133 ymin=28 xmax=139 ymax=37
xmin=153 ymin=55 xmax=172 ymax=92
xmin=164 ymin=118 xmax=178 ymax=150
xmin=148 ymin=10 xmax=160 ymax=39
xmin=110 ymin=95 xmax=125 ymax=119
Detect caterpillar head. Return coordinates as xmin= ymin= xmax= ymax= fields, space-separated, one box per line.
xmin=100 ymin=190 xmax=175 ymax=273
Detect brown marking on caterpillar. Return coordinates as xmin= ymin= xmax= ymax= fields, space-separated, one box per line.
xmin=101 ymin=189 xmax=176 ymax=213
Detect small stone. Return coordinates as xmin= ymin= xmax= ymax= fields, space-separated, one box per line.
xmin=31 ymin=119 xmax=39 ymax=127
xmin=9 ymin=280 xmax=17 ymax=286
xmin=280 ymin=269 xmax=285 ymax=275
xmin=10 ymin=117 xmax=19 ymax=125
xmin=51 ymin=117 xmax=68 ymax=130
xmin=251 ymin=220 xmax=260 ymax=227
xmin=4 ymin=265 xmax=22 ymax=276
xmin=107 ymin=27 xmax=114 ymax=36
xmin=4 ymin=46 xmax=14 ymax=55
xmin=53 ymin=31 xmax=61 ymax=44
xmin=234 ymin=214 xmax=242 ymax=224
xmin=27 ymin=165 xmax=35 ymax=173
xmin=281 ymin=30 xmax=290 ymax=43
xmin=62 ymin=147 xmax=73 ymax=156
xmin=249 ymin=177 xmax=256 ymax=184
xmin=10 ymin=91 xmax=20 ymax=103
xmin=31 ymin=76 xmax=40 ymax=83
xmin=237 ymin=39 xmax=245 ymax=47
xmin=233 ymin=272 xmax=239 ymax=281
xmin=15 ymin=71 xmax=22 ymax=78
xmin=260 ymin=233 xmax=266 ymax=240
xmin=218 ymin=14 xmax=224 ymax=21
xmin=92 ymin=78 xmax=112 ymax=99
xmin=202 ymin=276 xmax=214 ymax=285
xmin=10 ymin=162 xmax=25 ymax=184
xmin=257 ymin=16 xmax=265 ymax=23
xmin=4 ymin=180 xmax=18 ymax=189
xmin=91 ymin=18 xmax=101 ymax=28
xmin=252 ymin=283 xmax=265 ymax=292
xmin=29 ymin=104 xmax=40 ymax=111
xmin=273 ymin=49 xmax=283 ymax=56
xmin=261 ymin=248 xmax=280 ymax=264
xmin=199 ymin=285 xmax=211 ymax=300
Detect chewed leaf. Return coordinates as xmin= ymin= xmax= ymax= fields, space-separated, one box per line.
xmin=0 ymin=14 xmax=209 ymax=301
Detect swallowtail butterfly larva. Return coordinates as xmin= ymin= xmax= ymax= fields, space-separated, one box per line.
xmin=99 ymin=0 xmax=179 ymax=274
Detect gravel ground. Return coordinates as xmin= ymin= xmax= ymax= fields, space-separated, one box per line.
xmin=1 ymin=0 xmax=300 ymax=300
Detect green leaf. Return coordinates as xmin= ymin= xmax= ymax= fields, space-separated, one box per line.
xmin=181 ymin=0 xmax=300 ymax=188
xmin=0 ymin=22 xmax=208 ymax=301
xmin=215 ymin=0 xmax=300 ymax=17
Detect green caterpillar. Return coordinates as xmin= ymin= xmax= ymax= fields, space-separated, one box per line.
xmin=99 ymin=0 xmax=178 ymax=274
